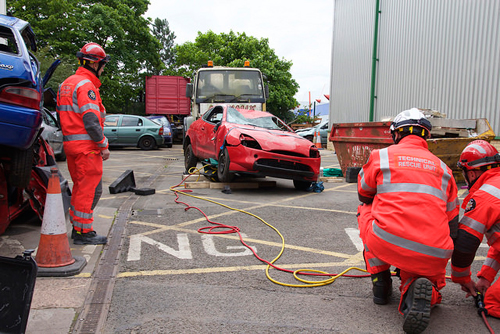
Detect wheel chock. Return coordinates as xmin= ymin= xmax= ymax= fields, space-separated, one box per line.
xmin=109 ymin=170 xmax=155 ymax=196
xmin=134 ymin=188 xmax=155 ymax=196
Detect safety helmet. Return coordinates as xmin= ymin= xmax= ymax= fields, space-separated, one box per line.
xmin=390 ymin=108 xmax=432 ymax=133
xmin=457 ymin=140 xmax=500 ymax=171
xmin=76 ymin=42 xmax=110 ymax=63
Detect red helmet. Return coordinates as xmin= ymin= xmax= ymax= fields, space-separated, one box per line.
xmin=76 ymin=42 xmax=110 ymax=63
xmin=457 ymin=140 xmax=500 ymax=170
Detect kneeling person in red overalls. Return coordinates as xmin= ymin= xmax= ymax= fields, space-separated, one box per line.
xmin=357 ymin=108 xmax=459 ymax=333
xmin=452 ymin=140 xmax=500 ymax=318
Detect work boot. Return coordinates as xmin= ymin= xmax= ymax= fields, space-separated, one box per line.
xmin=402 ymin=277 xmax=433 ymax=334
xmin=73 ymin=230 xmax=108 ymax=245
xmin=371 ymin=269 xmax=392 ymax=305
xmin=71 ymin=227 xmax=77 ymax=239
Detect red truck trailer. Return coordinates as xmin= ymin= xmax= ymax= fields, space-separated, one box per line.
xmin=145 ymin=76 xmax=191 ymax=141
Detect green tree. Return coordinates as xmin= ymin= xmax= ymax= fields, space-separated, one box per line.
xmin=151 ymin=18 xmax=176 ymax=76
xmin=7 ymin=0 xmax=163 ymax=114
xmin=175 ymin=30 xmax=299 ymax=119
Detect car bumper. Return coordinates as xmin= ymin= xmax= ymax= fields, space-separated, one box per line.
xmin=226 ymin=145 xmax=320 ymax=181
xmin=162 ymin=135 xmax=173 ymax=145
xmin=0 ymin=103 xmax=42 ymax=149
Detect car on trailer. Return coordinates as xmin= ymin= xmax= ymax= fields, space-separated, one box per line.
xmin=0 ymin=14 xmax=70 ymax=235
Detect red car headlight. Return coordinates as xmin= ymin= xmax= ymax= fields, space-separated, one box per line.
xmin=239 ymin=134 xmax=261 ymax=149
xmin=309 ymin=146 xmax=320 ymax=158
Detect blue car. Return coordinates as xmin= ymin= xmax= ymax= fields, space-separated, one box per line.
xmin=0 ymin=14 xmax=44 ymax=187
xmin=146 ymin=115 xmax=173 ymax=148
xmin=0 ymin=15 xmax=42 ymax=149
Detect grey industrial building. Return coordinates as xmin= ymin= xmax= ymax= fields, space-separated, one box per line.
xmin=329 ymin=0 xmax=500 ymax=137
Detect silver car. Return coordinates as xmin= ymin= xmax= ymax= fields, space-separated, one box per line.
xmin=40 ymin=108 xmax=66 ymax=161
xmin=296 ymin=117 xmax=329 ymax=145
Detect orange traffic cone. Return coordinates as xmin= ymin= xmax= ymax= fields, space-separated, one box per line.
xmin=36 ymin=167 xmax=86 ymax=276
xmin=314 ymin=129 xmax=322 ymax=148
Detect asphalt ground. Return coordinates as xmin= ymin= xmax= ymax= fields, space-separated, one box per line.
xmin=1 ymin=144 xmax=499 ymax=333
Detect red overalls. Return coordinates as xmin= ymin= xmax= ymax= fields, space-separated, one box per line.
xmin=56 ymin=67 xmax=108 ymax=233
xmin=451 ymin=169 xmax=500 ymax=317
xmin=357 ymin=135 xmax=459 ymax=313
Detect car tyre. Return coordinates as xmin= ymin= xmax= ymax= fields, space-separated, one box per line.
xmin=293 ymin=180 xmax=311 ymax=191
xmin=217 ymin=146 xmax=234 ymax=183
xmin=138 ymin=136 xmax=156 ymax=150
xmin=8 ymin=145 xmax=35 ymax=188
xmin=184 ymin=143 xmax=198 ymax=174
xmin=56 ymin=147 xmax=67 ymax=161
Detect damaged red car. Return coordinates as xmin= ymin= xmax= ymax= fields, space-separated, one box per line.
xmin=184 ymin=105 xmax=321 ymax=190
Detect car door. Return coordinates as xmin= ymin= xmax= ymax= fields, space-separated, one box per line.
xmin=41 ymin=109 xmax=63 ymax=154
xmin=197 ymin=106 xmax=223 ymax=158
xmin=320 ymin=122 xmax=329 ymax=144
xmin=104 ymin=115 xmax=120 ymax=145
xmin=118 ymin=116 xmax=144 ymax=146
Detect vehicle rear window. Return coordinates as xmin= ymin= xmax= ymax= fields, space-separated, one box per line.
xmin=0 ymin=26 xmax=19 ymax=55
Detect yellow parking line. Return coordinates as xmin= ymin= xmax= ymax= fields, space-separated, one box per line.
xmin=116 ymin=261 xmax=364 ymax=278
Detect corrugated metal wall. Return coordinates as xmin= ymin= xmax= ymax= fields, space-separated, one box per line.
xmin=330 ymin=0 xmax=500 ymax=135
xmin=330 ymin=0 xmax=375 ymax=124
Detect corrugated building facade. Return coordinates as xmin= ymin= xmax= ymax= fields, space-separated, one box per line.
xmin=329 ymin=0 xmax=500 ymax=135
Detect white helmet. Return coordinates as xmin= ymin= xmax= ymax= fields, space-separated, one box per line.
xmin=390 ymin=108 xmax=432 ymax=132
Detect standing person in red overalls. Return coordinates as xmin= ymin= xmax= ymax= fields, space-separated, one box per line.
xmin=57 ymin=42 xmax=110 ymax=245
xmin=452 ymin=140 xmax=500 ymax=318
xmin=357 ymin=108 xmax=459 ymax=333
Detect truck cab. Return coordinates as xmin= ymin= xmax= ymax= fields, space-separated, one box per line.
xmin=184 ymin=61 xmax=269 ymax=133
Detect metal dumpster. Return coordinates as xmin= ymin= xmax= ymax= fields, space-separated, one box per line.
xmin=329 ymin=118 xmax=496 ymax=183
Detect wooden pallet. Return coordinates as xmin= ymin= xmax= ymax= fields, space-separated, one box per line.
xmin=184 ymin=179 xmax=277 ymax=189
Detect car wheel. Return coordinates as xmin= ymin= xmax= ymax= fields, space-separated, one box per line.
xmin=56 ymin=147 xmax=67 ymax=161
xmin=7 ymin=145 xmax=35 ymax=188
xmin=184 ymin=143 xmax=198 ymax=173
xmin=138 ymin=136 xmax=156 ymax=150
xmin=217 ymin=146 xmax=234 ymax=183
xmin=305 ymin=135 xmax=313 ymax=142
xmin=166 ymin=143 xmax=172 ymax=148
xmin=293 ymin=180 xmax=312 ymax=191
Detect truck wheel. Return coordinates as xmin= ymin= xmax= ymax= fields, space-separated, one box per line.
xmin=8 ymin=145 xmax=35 ymax=188
xmin=217 ymin=147 xmax=234 ymax=183
xmin=293 ymin=180 xmax=311 ymax=191
xmin=138 ymin=136 xmax=155 ymax=150
xmin=184 ymin=143 xmax=198 ymax=174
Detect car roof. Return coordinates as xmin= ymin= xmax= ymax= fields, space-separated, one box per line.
xmin=0 ymin=14 xmax=37 ymax=51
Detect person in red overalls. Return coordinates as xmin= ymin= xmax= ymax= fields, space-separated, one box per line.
xmin=357 ymin=108 xmax=459 ymax=334
xmin=57 ymin=42 xmax=110 ymax=245
xmin=452 ymin=140 xmax=500 ymax=318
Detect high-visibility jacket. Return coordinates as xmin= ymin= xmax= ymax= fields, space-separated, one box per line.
xmin=56 ymin=67 xmax=108 ymax=233
xmin=56 ymin=67 xmax=108 ymax=154
xmin=358 ymin=135 xmax=459 ymax=276
xmin=451 ymin=168 xmax=500 ymax=317
xmin=452 ymin=169 xmax=500 ymax=283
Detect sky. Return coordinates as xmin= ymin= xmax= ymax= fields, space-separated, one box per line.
xmin=145 ymin=0 xmax=333 ymax=108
